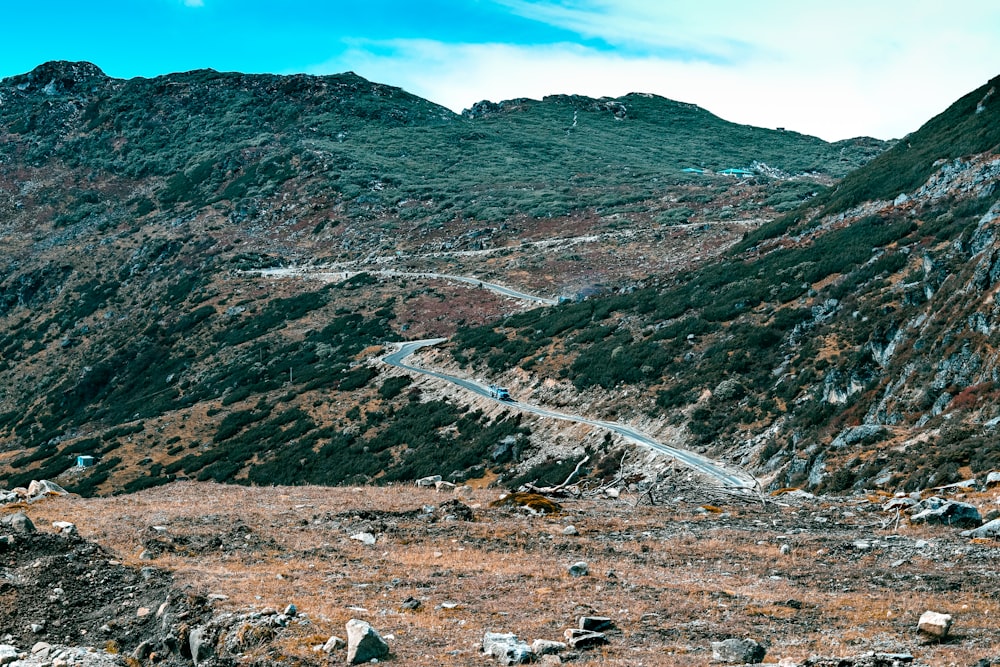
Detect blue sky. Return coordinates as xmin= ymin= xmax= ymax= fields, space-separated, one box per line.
xmin=3 ymin=1 xmax=999 ymax=140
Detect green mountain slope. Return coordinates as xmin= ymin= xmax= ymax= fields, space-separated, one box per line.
xmin=449 ymin=73 xmax=1000 ymax=492
xmin=0 ymin=61 xmax=890 ymax=495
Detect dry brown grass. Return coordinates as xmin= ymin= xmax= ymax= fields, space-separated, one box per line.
xmin=10 ymin=482 xmax=1000 ymax=666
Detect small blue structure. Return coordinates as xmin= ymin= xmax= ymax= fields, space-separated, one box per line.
xmin=76 ymin=455 xmax=95 ymax=468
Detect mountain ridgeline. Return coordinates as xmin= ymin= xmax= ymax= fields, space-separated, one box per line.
xmin=0 ymin=60 xmax=996 ymax=496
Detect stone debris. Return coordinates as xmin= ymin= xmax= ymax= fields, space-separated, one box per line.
xmin=711 ymin=637 xmax=766 ymax=664
xmin=916 ymin=610 xmax=952 ymax=639
xmin=802 ymin=653 xmax=915 ymax=667
xmin=346 ymin=618 xmax=390 ymax=664
xmin=482 ymin=632 xmax=533 ymax=665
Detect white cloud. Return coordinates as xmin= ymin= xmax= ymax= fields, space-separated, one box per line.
xmin=312 ymin=33 xmax=999 ymax=141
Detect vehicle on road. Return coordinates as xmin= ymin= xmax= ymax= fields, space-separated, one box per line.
xmin=489 ymin=384 xmax=513 ymax=401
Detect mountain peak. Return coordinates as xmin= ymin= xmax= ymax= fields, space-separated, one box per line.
xmin=4 ymin=60 xmax=109 ymax=95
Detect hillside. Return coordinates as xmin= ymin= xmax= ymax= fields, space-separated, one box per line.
xmin=448 ymin=74 xmax=1000 ymax=492
xmin=0 ymin=61 xmax=887 ymax=496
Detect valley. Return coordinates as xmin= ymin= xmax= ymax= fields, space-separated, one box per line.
xmin=0 ymin=60 xmax=999 ymax=666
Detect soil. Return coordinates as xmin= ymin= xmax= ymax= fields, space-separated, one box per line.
xmin=2 ymin=481 xmax=1000 ymax=666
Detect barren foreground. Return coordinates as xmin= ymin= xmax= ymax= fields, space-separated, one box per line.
xmin=5 ymin=481 xmax=1000 ymax=666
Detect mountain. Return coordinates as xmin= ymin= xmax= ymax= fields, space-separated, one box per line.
xmin=450 ymin=74 xmax=1000 ymax=492
xmin=0 ymin=60 xmax=890 ymax=495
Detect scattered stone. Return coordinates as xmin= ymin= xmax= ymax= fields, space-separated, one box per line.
xmin=562 ymin=525 xmax=578 ymax=536
xmin=917 ymin=610 xmax=952 ymax=639
xmin=779 ymin=543 xmax=792 ymax=555
xmin=434 ymin=480 xmax=456 ymax=493
xmin=1 ymin=513 xmax=36 ymax=534
xmin=985 ymin=471 xmax=1000 ymax=488
xmin=283 ymin=603 xmax=296 ymax=617
xmin=578 ymin=616 xmax=614 ymax=632
xmin=350 ymin=532 xmax=377 ymax=546
xmin=346 ymin=619 xmax=389 ymax=664
xmin=415 ymin=475 xmax=442 ymax=487
xmin=604 ymin=488 xmax=620 ymax=498
xmin=530 ymin=639 xmax=566 ymax=655
xmin=567 ymin=561 xmax=589 ymax=577
xmin=563 ymin=629 xmax=608 ymax=650
xmin=321 ymin=636 xmax=345 ymax=653
xmin=0 ymin=645 xmax=17 ymax=666
xmin=711 ymin=638 xmax=766 ymax=664
xmin=483 ymin=631 xmax=533 ymax=665
xmin=910 ymin=500 xmax=982 ymax=528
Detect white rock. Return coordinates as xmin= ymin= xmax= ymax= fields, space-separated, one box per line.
xmin=345 ymin=619 xmax=389 ymax=664
xmin=321 ymin=636 xmax=345 ymax=653
xmin=562 ymin=525 xmax=578 ymax=536
xmin=350 ymin=532 xmax=376 ymax=546
xmin=917 ymin=610 xmax=952 ymax=638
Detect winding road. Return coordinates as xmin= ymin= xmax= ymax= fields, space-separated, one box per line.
xmin=256 ymin=267 xmax=560 ymax=305
xmin=383 ymin=339 xmax=756 ymax=489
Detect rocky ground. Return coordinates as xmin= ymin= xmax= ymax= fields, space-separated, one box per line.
xmin=1 ymin=480 xmax=999 ymax=666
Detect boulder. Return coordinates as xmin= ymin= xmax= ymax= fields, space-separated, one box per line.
xmin=910 ymin=500 xmax=982 ymax=528
xmin=962 ymin=518 xmax=1000 ymax=539
xmin=711 ymin=638 xmax=766 ymax=664
xmin=882 ymin=497 xmax=917 ymax=512
xmin=917 ymin=610 xmax=952 ymax=639
xmin=482 ymin=632 xmax=533 ymax=665
xmin=27 ymin=480 xmax=68 ymax=498
xmin=346 ymin=619 xmax=389 ymax=664
xmin=530 ymin=639 xmax=566 ymax=655
xmin=350 ymin=532 xmax=377 ymax=546
xmin=985 ymin=471 xmax=1000 ymax=488
xmin=189 ymin=626 xmax=215 ymax=667
xmin=578 ymin=616 xmax=614 ymax=632
xmin=1 ymin=512 xmax=36 ymax=534
xmin=567 ymin=561 xmax=589 ymax=577
xmin=0 ymin=645 xmax=19 ymax=665
xmin=563 ymin=628 xmax=608 ymax=649
xmin=415 ymin=475 xmax=442 ymax=487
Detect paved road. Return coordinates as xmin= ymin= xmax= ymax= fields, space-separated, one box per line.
xmin=383 ymin=339 xmax=756 ymax=489
xmin=258 ymin=268 xmax=559 ymax=305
